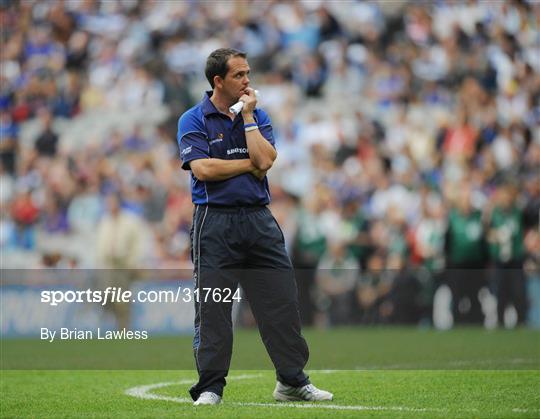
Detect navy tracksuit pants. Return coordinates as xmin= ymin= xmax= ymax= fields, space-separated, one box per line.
xmin=188 ymin=205 xmax=310 ymax=400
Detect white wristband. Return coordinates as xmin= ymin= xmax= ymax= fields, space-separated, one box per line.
xmin=245 ymin=126 xmax=259 ymax=132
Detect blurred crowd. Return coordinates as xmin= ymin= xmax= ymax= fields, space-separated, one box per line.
xmin=1 ymin=0 xmax=539 ymax=328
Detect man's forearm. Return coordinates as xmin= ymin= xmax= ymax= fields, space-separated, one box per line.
xmin=243 ymin=116 xmax=277 ymax=171
xmin=190 ymin=158 xmax=254 ymax=181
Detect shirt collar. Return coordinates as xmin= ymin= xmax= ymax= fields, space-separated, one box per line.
xmin=201 ymin=91 xmax=221 ymax=116
xmin=201 ymin=91 xmax=249 ymax=121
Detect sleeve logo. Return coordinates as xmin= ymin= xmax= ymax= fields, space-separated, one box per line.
xmin=181 ymin=145 xmax=192 ymax=156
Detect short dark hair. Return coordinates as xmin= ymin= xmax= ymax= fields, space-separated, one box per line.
xmin=205 ymin=48 xmax=247 ymax=88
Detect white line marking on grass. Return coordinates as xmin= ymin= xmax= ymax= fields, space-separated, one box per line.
xmin=446 ymin=358 xmax=538 ymax=367
xmin=125 ymin=374 xmax=261 ymax=404
xmin=124 ymin=374 xmax=445 ymax=413
xmin=125 ymin=378 xmax=192 ymax=403
xmin=512 ymin=408 xmax=540 ymax=414
xmin=125 ymin=372 xmax=539 ymax=415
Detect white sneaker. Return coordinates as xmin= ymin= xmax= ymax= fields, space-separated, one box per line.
xmin=193 ymin=391 xmax=222 ymax=405
xmin=273 ymin=382 xmax=333 ymax=402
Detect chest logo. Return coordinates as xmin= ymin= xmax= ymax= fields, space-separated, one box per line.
xmin=209 ymin=133 xmax=224 ymax=145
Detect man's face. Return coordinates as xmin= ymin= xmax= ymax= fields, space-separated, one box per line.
xmin=218 ymin=56 xmax=250 ymax=102
xmin=497 ymin=186 xmax=513 ymax=209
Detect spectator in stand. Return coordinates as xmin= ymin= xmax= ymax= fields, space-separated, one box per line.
xmin=34 ymin=108 xmax=58 ymax=157
xmin=67 ymin=177 xmax=103 ymax=235
xmin=0 ymin=111 xmax=18 ymax=175
xmin=379 ymin=254 xmax=420 ymax=324
xmin=292 ymin=195 xmax=327 ymax=326
xmin=523 ymin=175 xmax=540 ymax=232
xmin=356 ymin=251 xmax=392 ymax=325
xmin=9 ymin=188 xmax=39 ymax=250
xmin=42 ymin=191 xmax=69 ymax=234
xmin=443 ymin=109 xmax=478 ymax=162
xmin=487 ymin=182 xmax=527 ymax=326
xmin=412 ymin=194 xmax=447 ymax=323
xmin=315 ymin=237 xmax=359 ymax=326
xmin=95 ymin=192 xmax=146 ymax=329
xmin=341 ymin=197 xmax=371 ymax=269
xmin=96 ymin=193 xmax=146 ymax=270
xmin=445 ymin=183 xmax=488 ymax=324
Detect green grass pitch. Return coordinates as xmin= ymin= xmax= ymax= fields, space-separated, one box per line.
xmin=1 ymin=327 xmax=539 ymax=418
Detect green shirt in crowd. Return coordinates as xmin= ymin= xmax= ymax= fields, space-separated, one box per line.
xmin=489 ymin=206 xmax=524 ymax=263
xmin=446 ymin=208 xmax=486 ymax=266
xmin=294 ymin=209 xmax=327 ymax=266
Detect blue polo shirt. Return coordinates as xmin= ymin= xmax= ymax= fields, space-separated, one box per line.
xmin=177 ymin=92 xmax=275 ymax=206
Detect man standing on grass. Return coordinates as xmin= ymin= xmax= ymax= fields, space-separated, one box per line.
xmin=177 ymin=48 xmax=333 ymax=406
